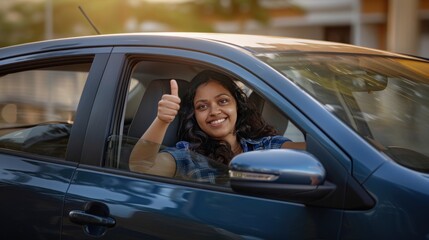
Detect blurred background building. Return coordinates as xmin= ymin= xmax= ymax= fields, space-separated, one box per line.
xmin=0 ymin=0 xmax=428 ymax=57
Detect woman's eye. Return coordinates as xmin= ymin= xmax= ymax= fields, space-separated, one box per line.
xmin=219 ymin=98 xmax=229 ymax=105
xmin=196 ymin=104 xmax=208 ymax=111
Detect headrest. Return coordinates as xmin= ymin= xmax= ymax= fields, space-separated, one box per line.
xmin=248 ymin=91 xmax=288 ymax=134
xmin=128 ymin=79 xmax=189 ymax=146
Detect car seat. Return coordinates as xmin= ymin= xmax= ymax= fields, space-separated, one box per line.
xmin=248 ymin=91 xmax=288 ymax=134
xmin=127 ymin=78 xmax=190 ymax=146
xmin=115 ymin=79 xmax=189 ymax=170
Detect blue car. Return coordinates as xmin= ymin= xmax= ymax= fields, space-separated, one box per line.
xmin=0 ymin=33 xmax=428 ymax=239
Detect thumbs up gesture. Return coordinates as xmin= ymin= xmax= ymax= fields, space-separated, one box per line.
xmin=157 ymin=79 xmax=181 ymax=124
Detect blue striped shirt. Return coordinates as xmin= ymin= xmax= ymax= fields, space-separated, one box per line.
xmin=162 ymin=136 xmax=290 ymax=184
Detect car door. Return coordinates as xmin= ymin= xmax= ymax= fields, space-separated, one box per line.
xmin=60 ymin=46 xmax=369 ymax=239
xmin=0 ymin=47 xmax=110 ymax=239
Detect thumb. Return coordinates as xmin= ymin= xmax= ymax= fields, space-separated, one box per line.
xmin=170 ymin=79 xmax=179 ymax=97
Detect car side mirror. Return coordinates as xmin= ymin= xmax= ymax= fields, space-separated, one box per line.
xmin=229 ymin=149 xmax=335 ymax=204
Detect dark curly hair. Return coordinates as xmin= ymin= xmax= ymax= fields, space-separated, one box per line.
xmin=178 ymin=70 xmax=277 ymax=164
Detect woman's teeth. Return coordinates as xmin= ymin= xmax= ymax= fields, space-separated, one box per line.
xmin=210 ymin=118 xmax=226 ymax=125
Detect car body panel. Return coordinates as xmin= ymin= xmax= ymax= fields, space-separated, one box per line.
xmin=0 ymin=154 xmax=77 ymax=239
xmin=62 ymin=167 xmax=342 ymax=240
xmin=341 ymin=161 xmax=429 ymax=239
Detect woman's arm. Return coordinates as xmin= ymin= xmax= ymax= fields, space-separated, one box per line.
xmin=129 ymin=140 xmax=176 ymax=177
xmin=281 ymin=141 xmax=307 ymax=150
xmin=141 ymin=79 xmax=181 ymax=144
xmin=129 ymin=79 xmax=180 ymax=176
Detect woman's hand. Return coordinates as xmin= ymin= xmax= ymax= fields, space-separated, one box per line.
xmin=157 ymin=79 xmax=181 ymax=124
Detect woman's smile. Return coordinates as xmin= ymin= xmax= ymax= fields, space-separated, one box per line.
xmin=208 ymin=117 xmax=227 ymax=126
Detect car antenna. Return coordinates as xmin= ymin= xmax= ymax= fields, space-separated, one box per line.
xmin=78 ymin=5 xmax=101 ymax=35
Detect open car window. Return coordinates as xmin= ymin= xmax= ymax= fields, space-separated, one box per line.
xmin=106 ymin=59 xmax=306 ymax=185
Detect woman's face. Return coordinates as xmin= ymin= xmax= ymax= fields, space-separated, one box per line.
xmin=193 ymin=80 xmax=238 ymax=143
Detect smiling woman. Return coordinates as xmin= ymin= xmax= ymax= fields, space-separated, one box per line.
xmin=193 ymin=80 xmax=238 ymax=144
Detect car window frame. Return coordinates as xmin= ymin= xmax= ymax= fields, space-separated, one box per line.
xmin=99 ymin=49 xmax=321 ymax=174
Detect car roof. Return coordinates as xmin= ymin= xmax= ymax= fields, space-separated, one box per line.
xmin=0 ymin=32 xmax=415 ymax=61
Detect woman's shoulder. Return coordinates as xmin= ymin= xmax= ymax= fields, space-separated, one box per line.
xmin=243 ymin=135 xmax=289 ymax=143
xmin=174 ymin=140 xmax=190 ymax=150
xmin=161 ymin=140 xmax=190 ymax=157
xmin=241 ymin=135 xmax=290 ymax=151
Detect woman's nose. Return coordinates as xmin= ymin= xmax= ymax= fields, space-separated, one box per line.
xmin=209 ymin=104 xmax=221 ymax=115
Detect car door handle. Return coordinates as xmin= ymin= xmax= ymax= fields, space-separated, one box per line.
xmin=69 ymin=210 xmax=116 ymax=227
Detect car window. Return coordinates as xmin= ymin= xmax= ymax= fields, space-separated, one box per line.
xmin=260 ymin=54 xmax=429 ymax=173
xmin=106 ymin=60 xmax=306 ymax=185
xmin=0 ymin=62 xmax=92 ymax=158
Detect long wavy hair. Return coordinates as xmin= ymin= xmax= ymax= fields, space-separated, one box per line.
xmin=178 ymin=70 xmax=278 ymax=164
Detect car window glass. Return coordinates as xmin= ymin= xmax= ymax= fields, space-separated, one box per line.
xmin=260 ymin=54 xmax=429 ymax=173
xmin=0 ymin=62 xmax=92 ymax=159
xmin=107 ymin=60 xmax=305 ymax=185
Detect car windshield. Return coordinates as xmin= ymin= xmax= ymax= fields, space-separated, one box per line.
xmin=259 ymin=53 xmax=429 ymax=173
